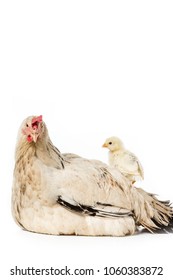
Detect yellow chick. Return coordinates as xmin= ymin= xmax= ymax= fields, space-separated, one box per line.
xmin=102 ymin=136 xmax=144 ymax=183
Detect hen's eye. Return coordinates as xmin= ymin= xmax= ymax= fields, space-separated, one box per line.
xmin=26 ymin=123 xmax=29 ymax=127
xmin=109 ymin=142 xmax=112 ymax=145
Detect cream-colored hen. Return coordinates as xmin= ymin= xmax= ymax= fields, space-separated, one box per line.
xmin=102 ymin=136 xmax=144 ymax=183
xmin=12 ymin=116 xmax=172 ymax=236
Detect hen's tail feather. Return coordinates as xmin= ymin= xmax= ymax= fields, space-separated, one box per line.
xmin=135 ymin=187 xmax=173 ymax=232
xmin=151 ymin=216 xmax=173 ymax=233
xmin=151 ymin=198 xmax=172 ymax=228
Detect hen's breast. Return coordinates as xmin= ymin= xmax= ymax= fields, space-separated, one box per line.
xmin=12 ymin=155 xmax=43 ymax=226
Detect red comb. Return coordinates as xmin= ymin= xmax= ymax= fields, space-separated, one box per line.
xmin=32 ymin=115 xmax=43 ymax=124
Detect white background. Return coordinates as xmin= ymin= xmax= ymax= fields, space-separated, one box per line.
xmin=0 ymin=1 xmax=173 ymax=279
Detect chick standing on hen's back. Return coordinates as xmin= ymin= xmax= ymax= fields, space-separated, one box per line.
xmin=102 ymin=136 xmax=144 ymax=184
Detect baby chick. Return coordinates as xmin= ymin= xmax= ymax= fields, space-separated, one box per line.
xmin=102 ymin=136 xmax=144 ymax=184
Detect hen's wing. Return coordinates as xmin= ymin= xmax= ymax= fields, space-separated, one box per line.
xmin=45 ymin=157 xmax=133 ymax=216
xmin=57 ymin=195 xmax=133 ymax=218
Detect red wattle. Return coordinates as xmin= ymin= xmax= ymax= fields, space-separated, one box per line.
xmin=27 ymin=135 xmax=33 ymax=142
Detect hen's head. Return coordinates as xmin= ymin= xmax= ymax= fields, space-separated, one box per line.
xmin=21 ymin=115 xmax=44 ymax=143
xmin=102 ymin=136 xmax=124 ymax=152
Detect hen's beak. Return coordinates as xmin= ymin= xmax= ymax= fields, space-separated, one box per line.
xmin=102 ymin=143 xmax=108 ymax=148
xmin=32 ymin=132 xmax=39 ymax=143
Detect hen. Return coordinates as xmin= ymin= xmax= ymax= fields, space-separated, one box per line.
xmin=102 ymin=136 xmax=144 ymax=184
xmin=12 ymin=116 xmax=172 ymax=236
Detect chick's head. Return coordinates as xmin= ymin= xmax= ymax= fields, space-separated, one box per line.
xmin=102 ymin=136 xmax=124 ymax=152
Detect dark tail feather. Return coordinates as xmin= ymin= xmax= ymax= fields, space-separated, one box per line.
xmin=152 ymin=215 xmax=173 ymax=233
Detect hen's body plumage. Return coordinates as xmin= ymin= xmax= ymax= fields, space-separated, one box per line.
xmin=12 ymin=116 xmax=172 ymax=236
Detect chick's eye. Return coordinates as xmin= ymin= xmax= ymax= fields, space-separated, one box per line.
xmin=109 ymin=142 xmax=112 ymax=145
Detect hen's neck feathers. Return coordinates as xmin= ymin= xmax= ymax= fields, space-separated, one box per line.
xmin=15 ymin=127 xmax=65 ymax=169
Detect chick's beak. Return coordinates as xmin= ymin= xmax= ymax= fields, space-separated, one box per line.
xmin=102 ymin=143 xmax=108 ymax=148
